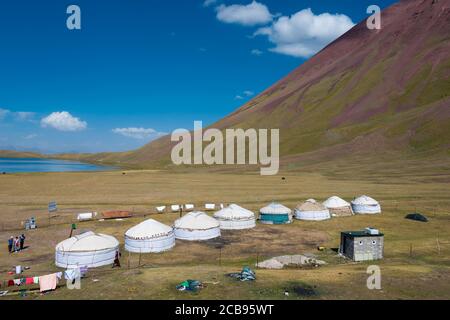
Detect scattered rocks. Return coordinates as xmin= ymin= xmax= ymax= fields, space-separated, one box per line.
xmin=256 ymin=254 xmax=326 ymax=269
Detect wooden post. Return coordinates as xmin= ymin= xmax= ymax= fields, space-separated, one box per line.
xmin=256 ymin=252 xmax=259 ymax=269
xmin=128 ymin=251 xmax=131 ymax=269
xmin=219 ymin=248 xmax=222 ymax=266
xmin=138 ymin=251 xmax=142 ymax=267
xmin=436 ymin=237 xmax=441 ymax=255
xmin=409 ymin=244 xmax=413 ymax=257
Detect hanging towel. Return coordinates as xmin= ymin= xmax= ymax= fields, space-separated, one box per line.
xmin=7 ymin=280 xmax=14 ymax=287
xmin=13 ymin=279 xmax=21 ymax=286
xmin=39 ymin=274 xmax=58 ymax=292
xmin=56 ymin=272 xmax=63 ymax=280
xmin=20 ymin=278 xmax=26 ymax=285
xmin=25 ymin=277 xmax=34 ymax=285
xmin=33 ymin=277 xmax=39 ymax=284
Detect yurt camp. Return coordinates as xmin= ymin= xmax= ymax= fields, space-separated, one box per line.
xmin=294 ymin=200 xmax=331 ymax=221
xmin=323 ymin=196 xmax=354 ymax=217
xmin=55 ymin=231 xmax=119 ymax=268
xmin=174 ymin=211 xmax=221 ymax=241
xmin=213 ymin=204 xmax=256 ymax=230
xmin=125 ymin=219 xmax=175 ymax=253
xmin=351 ymin=195 xmax=382 ymax=214
xmin=259 ymin=203 xmax=292 ymax=225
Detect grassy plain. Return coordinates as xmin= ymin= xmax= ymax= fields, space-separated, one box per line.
xmin=0 ymin=168 xmax=449 ymax=299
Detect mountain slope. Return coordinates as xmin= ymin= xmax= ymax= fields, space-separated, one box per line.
xmin=83 ymin=0 xmax=450 ymax=170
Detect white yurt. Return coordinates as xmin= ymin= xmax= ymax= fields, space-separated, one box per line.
xmin=55 ymin=231 xmax=119 ymax=268
xmin=323 ymin=196 xmax=354 ymax=217
xmin=125 ymin=219 xmax=175 ymax=253
xmin=294 ymin=200 xmax=331 ymax=221
xmin=213 ymin=204 xmax=256 ymax=230
xmin=174 ymin=211 xmax=221 ymax=241
xmin=259 ymin=203 xmax=292 ymax=225
xmin=351 ymin=195 xmax=381 ymax=214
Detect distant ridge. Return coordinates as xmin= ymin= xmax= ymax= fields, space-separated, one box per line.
xmin=3 ymin=0 xmax=450 ymax=173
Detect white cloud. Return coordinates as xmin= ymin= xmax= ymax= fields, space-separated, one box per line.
xmin=0 ymin=108 xmax=10 ymax=120
xmin=203 ymin=0 xmax=217 ymax=7
xmin=0 ymin=108 xmax=36 ymax=122
xmin=216 ymin=1 xmax=273 ymax=26
xmin=15 ymin=112 xmax=35 ymax=121
xmin=235 ymin=90 xmax=255 ymax=100
xmin=41 ymin=111 xmax=87 ymax=132
xmin=251 ymin=49 xmax=263 ymax=56
xmin=112 ymin=127 xmax=167 ymax=140
xmin=254 ymin=8 xmax=355 ymax=58
xmin=24 ymin=134 xmax=37 ymax=140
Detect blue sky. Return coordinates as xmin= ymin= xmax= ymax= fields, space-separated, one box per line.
xmin=0 ymin=0 xmax=396 ymax=153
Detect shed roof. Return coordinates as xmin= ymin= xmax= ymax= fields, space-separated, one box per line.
xmin=341 ymin=230 xmax=384 ymax=238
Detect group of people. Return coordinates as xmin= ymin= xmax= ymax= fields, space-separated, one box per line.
xmin=7 ymin=234 xmax=26 ymax=253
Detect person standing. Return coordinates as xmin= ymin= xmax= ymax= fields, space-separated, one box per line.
xmin=14 ymin=236 xmax=20 ymax=252
xmin=19 ymin=234 xmax=26 ymax=250
xmin=112 ymin=250 xmax=121 ymax=268
xmin=8 ymin=236 xmax=13 ymax=253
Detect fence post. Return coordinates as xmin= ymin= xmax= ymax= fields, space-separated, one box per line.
xmin=436 ymin=237 xmax=441 ymax=255
xmin=409 ymin=244 xmax=413 ymax=257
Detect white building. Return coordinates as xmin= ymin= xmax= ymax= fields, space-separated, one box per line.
xmin=323 ymin=196 xmax=354 ymax=217
xmin=55 ymin=231 xmax=119 ymax=268
xmin=174 ymin=211 xmax=221 ymax=241
xmin=125 ymin=219 xmax=175 ymax=253
xmin=294 ymin=200 xmax=331 ymax=221
xmin=213 ymin=204 xmax=256 ymax=230
xmin=351 ymin=195 xmax=381 ymax=214
xmin=259 ymin=203 xmax=292 ymax=225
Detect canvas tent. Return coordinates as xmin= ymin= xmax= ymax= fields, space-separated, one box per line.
xmin=405 ymin=213 xmax=428 ymax=222
xmin=323 ymin=196 xmax=354 ymax=217
xmin=351 ymin=196 xmax=381 ymax=214
xmin=259 ymin=203 xmax=292 ymax=225
xmin=174 ymin=211 xmax=221 ymax=241
xmin=156 ymin=206 xmax=166 ymax=213
xmin=55 ymin=231 xmax=119 ymax=268
xmin=77 ymin=212 xmax=97 ymax=221
xmin=213 ymin=204 xmax=256 ymax=230
xmin=294 ymin=200 xmax=330 ymax=221
xmin=125 ymin=219 xmax=175 ymax=253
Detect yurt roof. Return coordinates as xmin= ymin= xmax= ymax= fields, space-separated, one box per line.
xmin=323 ymin=196 xmax=351 ymax=208
xmin=296 ymin=201 xmax=327 ymax=211
xmin=260 ymin=203 xmax=292 ymax=215
xmin=214 ymin=204 xmax=255 ymax=220
xmin=352 ymin=195 xmax=379 ymax=205
xmin=125 ymin=219 xmax=173 ymax=239
xmin=56 ymin=231 xmax=119 ymax=252
xmin=174 ymin=211 xmax=219 ymax=230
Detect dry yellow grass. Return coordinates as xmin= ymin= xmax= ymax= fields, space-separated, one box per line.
xmin=0 ymin=170 xmax=449 ymax=300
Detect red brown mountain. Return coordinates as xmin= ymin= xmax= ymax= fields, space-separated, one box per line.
xmin=80 ymin=0 xmax=450 ymax=170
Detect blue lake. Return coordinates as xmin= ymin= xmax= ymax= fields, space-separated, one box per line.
xmin=0 ymin=158 xmax=114 ymax=173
